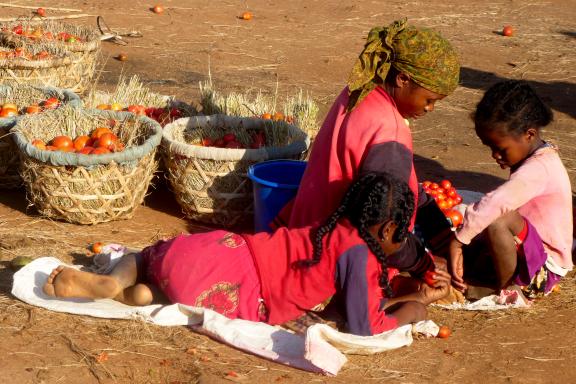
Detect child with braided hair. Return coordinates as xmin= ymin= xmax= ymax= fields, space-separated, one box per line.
xmin=43 ymin=172 xmax=451 ymax=336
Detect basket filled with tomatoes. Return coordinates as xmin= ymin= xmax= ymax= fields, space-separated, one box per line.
xmin=161 ymin=114 xmax=310 ymax=227
xmin=0 ymin=20 xmax=100 ymax=93
xmin=10 ymin=106 xmax=162 ymax=224
xmin=0 ymin=84 xmax=81 ymax=188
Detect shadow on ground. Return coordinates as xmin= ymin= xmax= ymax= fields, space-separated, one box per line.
xmin=460 ymin=67 xmax=576 ymax=118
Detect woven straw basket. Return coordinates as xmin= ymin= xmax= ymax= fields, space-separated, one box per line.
xmin=0 ymin=20 xmax=100 ymax=93
xmin=11 ymin=107 xmax=162 ymax=224
xmin=162 ymin=115 xmax=310 ymax=227
xmin=0 ymin=84 xmax=81 ymax=188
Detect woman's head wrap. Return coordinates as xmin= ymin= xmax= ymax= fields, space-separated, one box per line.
xmin=347 ymin=18 xmax=460 ymax=111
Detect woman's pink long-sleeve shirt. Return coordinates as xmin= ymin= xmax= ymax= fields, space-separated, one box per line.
xmin=456 ymin=145 xmax=573 ymax=275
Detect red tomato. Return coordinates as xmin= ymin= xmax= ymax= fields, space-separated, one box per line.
xmin=223 ymin=133 xmax=237 ymax=143
xmin=36 ymin=8 xmax=46 ymax=17
xmin=73 ymin=135 xmax=91 ymax=151
xmin=12 ymin=25 xmax=23 ymax=35
xmin=437 ymin=325 xmax=451 ymax=339
xmin=213 ymin=138 xmax=225 ymax=147
xmin=447 ymin=188 xmax=458 ymax=198
xmin=91 ymin=147 xmax=111 ymax=155
xmin=42 ymin=97 xmax=60 ymax=109
xmin=422 ymin=180 xmax=431 ymax=189
xmin=440 ymin=179 xmax=452 ymax=190
xmin=31 ymin=139 xmax=46 ymax=150
xmin=444 ymin=197 xmax=455 ymax=208
xmin=261 ymin=113 xmax=272 ymax=120
xmin=225 ymin=141 xmax=242 ymax=149
xmin=423 ymin=270 xmax=436 ymax=287
xmin=78 ymin=146 xmax=93 ymax=155
xmin=502 ymin=25 xmax=514 ymax=37
xmin=0 ymin=109 xmax=17 ymax=118
xmin=445 ymin=209 xmax=463 ymax=228
xmin=26 ymin=104 xmax=41 ymax=114
xmin=437 ymin=199 xmax=449 ymax=211
xmin=97 ymin=132 xmax=118 ymax=148
xmin=51 ymin=136 xmax=73 ymax=150
xmin=201 ymin=138 xmax=213 ymax=147
xmin=152 ymin=4 xmax=164 ymax=14
xmin=127 ymin=105 xmax=146 ymax=115
xmin=90 ymin=127 xmax=113 ymax=140
xmin=429 ymin=182 xmax=440 ymax=190
xmin=454 ymin=195 xmax=463 ymax=205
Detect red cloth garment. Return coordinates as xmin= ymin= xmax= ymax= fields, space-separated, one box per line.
xmin=141 ymin=221 xmax=434 ymax=336
xmin=245 ymin=219 xmax=420 ymax=336
xmin=274 ymin=86 xmax=420 ymax=230
xmin=141 ymin=231 xmax=266 ymax=322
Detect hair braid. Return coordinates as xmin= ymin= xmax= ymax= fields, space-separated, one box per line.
xmin=298 ymin=172 xmax=414 ymax=300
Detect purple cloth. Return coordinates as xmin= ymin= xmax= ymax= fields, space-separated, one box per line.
xmin=513 ymin=220 xmax=562 ymax=293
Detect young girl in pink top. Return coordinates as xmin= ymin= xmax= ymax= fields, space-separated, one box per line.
xmin=449 ymin=80 xmax=573 ymax=299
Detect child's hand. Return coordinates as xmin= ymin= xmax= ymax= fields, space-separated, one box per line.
xmin=433 ymin=256 xmax=448 ymax=273
xmin=418 ymin=269 xmax=451 ymax=305
xmin=449 ymin=238 xmax=467 ymax=292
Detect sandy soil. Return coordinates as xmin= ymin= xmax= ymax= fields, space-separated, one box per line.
xmin=0 ymin=0 xmax=575 ymax=383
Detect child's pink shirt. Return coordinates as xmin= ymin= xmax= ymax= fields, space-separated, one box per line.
xmin=456 ymin=145 xmax=573 ymax=275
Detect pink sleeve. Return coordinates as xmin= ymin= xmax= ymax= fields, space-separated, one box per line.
xmin=456 ymin=160 xmax=548 ymax=244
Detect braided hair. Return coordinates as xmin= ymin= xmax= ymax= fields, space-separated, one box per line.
xmin=474 ymin=80 xmax=553 ymax=137
xmin=298 ymin=172 xmax=414 ymax=297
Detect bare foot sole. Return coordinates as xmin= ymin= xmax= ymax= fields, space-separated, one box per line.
xmin=43 ymin=265 xmax=121 ymax=300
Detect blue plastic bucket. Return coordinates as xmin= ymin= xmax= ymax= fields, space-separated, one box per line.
xmin=248 ymin=160 xmax=307 ymax=232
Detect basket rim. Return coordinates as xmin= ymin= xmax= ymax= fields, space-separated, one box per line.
xmin=0 ymin=85 xmax=81 ymax=125
xmin=0 ymin=21 xmax=101 ymax=53
xmin=11 ymin=109 xmax=162 ymax=167
xmin=161 ymin=114 xmax=310 ymax=162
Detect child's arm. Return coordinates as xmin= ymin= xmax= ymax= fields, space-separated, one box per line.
xmin=335 ymin=247 xmax=451 ymax=335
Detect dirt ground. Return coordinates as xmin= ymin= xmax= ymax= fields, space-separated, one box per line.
xmin=1 ymin=0 xmax=575 ymax=383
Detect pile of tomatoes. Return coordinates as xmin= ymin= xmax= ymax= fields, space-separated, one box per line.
xmin=0 ymin=47 xmax=51 ymax=60
xmin=199 ymin=130 xmax=266 ymax=149
xmin=421 ymin=179 xmax=464 ymax=228
xmin=0 ymin=97 xmax=60 ymax=118
xmin=261 ymin=111 xmax=294 ymax=124
xmin=4 ymin=25 xmax=84 ymax=43
xmin=31 ymin=126 xmax=125 ymax=155
xmin=95 ymin=103 xmax=183 ymax=127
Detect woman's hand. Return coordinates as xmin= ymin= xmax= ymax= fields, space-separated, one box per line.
xmin=449 ymin=238 xmax=467 ymax=292
xmin=418 ymin=269 xmax=451 ymax=305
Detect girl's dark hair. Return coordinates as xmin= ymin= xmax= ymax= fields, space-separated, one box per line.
xmin=299 ymin=172 xmax=414 ymax=297
xmin=474 ymin=80 xmax=553 ymax=136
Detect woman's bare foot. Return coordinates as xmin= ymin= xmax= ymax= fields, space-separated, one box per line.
xmin=43 ymin=266 xmax=122 ymax=300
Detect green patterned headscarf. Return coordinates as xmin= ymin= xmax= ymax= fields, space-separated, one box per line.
xmin=347 ymin=18 xmax=460 ymax=111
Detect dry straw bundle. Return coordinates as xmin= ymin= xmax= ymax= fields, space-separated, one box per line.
xmin=162 ymin=115 xmax=310 ymax=227
xmin=0 ymin=19 xmax=101 ymax=93
xmin=11 ymin=106 xmax=162 ymax=224
xmin=85 ymin=74 xmax=196 ymax=117
xmin=199 ymin=81 xmax=320 ymax=138
xmin=0 ymin=84 xmax=80 ymax=188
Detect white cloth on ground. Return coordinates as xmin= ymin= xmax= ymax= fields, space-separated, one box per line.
xmin=11 ymin=256 xmax=438 ymax=376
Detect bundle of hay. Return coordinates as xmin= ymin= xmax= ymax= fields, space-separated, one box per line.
xmin=162 ymin=115 xmax=310 ymax=227
xmin=11 ymin=106 xmax=162 ymax=224
xmin=198 ymin=81 xmax=320 ymax=138
xmin=0 ymin=84 xmax=81 ymax=188
xmin=0 ymin=19 xmax=101 ymax=93
xmin=84 ymin=74 xmax=196 ymax=125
